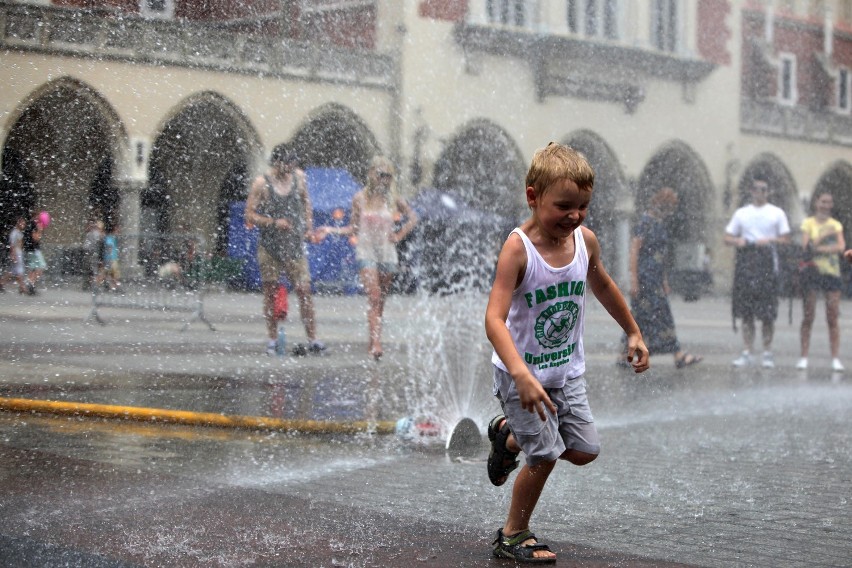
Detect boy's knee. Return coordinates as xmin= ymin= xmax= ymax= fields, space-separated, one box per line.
xmin=561 ymin=449 xmax=598 ymax=465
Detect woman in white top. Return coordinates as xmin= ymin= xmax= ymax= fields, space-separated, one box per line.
xmin=321 ymin=156 xmax=418 ymax=359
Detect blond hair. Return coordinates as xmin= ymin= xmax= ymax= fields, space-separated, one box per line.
xmin=525 ymin=142 xmax=595 ymax=198
xmin=366 ymin=155 xmax=399 ymax=203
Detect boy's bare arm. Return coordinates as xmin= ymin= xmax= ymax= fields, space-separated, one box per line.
xmin=485 ymin=235 xmax=557 ymax=420
xmin=583 ymin=228 xmax=649 ymax=372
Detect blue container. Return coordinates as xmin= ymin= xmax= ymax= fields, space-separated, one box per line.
xmin=227 ymin=168 xmax=361 ymax=293
xmin=275 ymin=324 xmax=286 ymax=356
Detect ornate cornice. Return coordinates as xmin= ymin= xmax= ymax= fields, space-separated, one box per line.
xmin=741 ymin=97 xmax=852 ymax=147
xmin=0 ymin=1 xmax=394 ymax=90
xmin=454 ymin=22 xmax=716 ymax=113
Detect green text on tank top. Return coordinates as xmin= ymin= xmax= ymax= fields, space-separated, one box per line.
xmin=258 ymin=173 xmax=307 ymax=261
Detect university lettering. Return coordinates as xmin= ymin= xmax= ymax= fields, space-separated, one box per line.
xmin=524 ymin=342 xmax=577 ymax=367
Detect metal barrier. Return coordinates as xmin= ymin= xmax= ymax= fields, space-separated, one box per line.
xmin=87 ymin=233 xmax=218 ymax=331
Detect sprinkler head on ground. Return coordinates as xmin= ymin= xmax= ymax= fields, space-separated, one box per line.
xmin=446 ymin=417 xmax=481 ymax=458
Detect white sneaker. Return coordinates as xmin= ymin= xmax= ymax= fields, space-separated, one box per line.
xmin=761 ymin=352 xmax=775 ymax=369
xmin=266 ymin=341 xmax=277 ymax=357
xmin=796 ymin=357 xmax=808 ymax=370
xmin=732 ymin=351 xmax=752 ymax=367
xmin=832 ymin=358 xmax=845 ymax=372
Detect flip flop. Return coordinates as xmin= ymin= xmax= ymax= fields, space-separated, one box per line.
xmin=675 ymin=353 xmax=703 ymax=369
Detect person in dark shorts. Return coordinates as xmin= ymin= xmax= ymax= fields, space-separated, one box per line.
xmin=796 ymin=191 xmax=846 ymax=372
xmin=244 ymin=144 xmax=325 ymax=356
xmin=723 ymin=177 xmax=791 ymax=369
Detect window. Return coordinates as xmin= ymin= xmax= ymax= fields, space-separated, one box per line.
xmin=486 ymin=0 xmax=530 ymax=28
xmin=838 ymin=68 xmax=851 ymax=113
xmin=140 ymin=0 xmax=174 ymax=19
xmin=652 ymin=0 xmax=678 ymax=52
xmin=778 ymin=53 xmax=797 ymax=105
xmin=839 ymin=0 xmax=852 ymax=25
xmin=808 ymin=0 xmax=826 ymax=18
xmin=567 ymin=0 xmax=620 ymax=39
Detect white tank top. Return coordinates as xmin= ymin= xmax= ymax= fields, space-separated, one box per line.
xmin=491 ymin=227 xmax=588 ymax=387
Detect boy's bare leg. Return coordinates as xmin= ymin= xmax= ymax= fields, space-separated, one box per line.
xmin=503 ymin=460 xmax=557 ymax=561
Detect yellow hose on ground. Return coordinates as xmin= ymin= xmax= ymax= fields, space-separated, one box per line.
xmin=0 ymin=396 xmax=396 ymax=435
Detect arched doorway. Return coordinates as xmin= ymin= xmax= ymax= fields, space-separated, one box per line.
xmin=813 ymin=161 xmax=852 ymax=296
xmin=144 ymin=93 xmax=259 ymax=256
xmin=563 ymin=131 xmax=629 ymax=285
xmin=432 ymin=120 xmax=526 ymax=220
xmin=638 ymin=141 xmax=715 ymax=299
xmin=1 ymin=78 xmax=123 ymax=247
xmin=290 ymin=104 xmax=379 ymax=182
xmin=417 ymin=121 xmax=524 ymax=293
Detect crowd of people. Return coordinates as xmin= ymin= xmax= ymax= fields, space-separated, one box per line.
xmin=2 ymin=148 xmax=850 ymax=376
xmin=2 ymin=142 xmax=852 ymax=564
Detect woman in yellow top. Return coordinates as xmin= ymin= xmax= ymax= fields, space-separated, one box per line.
xmin=797 ymin=191 xmax=846 ymax=372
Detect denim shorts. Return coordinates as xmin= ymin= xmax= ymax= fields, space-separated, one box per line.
xmin=356 ymin=259 xmax=397 ymax=273
xmin=493 ymin=366 xmax=600 ymax=466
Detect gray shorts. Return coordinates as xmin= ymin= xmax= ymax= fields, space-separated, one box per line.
xmin=493 ymin=366 xmax=600 ymax=466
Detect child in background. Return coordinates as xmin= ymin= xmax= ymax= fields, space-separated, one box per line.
xmin=102 ymin=225 xmax=121 ymax=291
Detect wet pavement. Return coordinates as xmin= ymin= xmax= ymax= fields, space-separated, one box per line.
xmin=1 ymin=286 xmax=851 ymax=567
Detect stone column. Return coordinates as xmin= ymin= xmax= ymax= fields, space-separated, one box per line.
xmin=117 ymin=178 xmax=144 ymax=279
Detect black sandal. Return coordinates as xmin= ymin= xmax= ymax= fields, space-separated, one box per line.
xmin=492 ymin=529 xmax=556 ymax=564
xmin=487 ymin=415 xmax=519 ymax=486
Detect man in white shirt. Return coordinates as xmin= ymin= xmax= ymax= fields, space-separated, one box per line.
xmin=724 ymin=177 xmax=791 ymax=369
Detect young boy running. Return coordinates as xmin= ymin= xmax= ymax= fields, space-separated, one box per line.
xmin=484 ymin=143 xmax=649 ymax=563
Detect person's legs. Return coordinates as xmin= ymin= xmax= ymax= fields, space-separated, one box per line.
xmin=800 ymin=289 xmax=817 ymax=358
xmin=281 ymin=255 xmax=319 ymax=345
xmin=826 ymin=289 xmax=841 ymax=359
xmin=261 ymin=282 xmax=277 ymax=340
xmin=503 ymin=460 xmax=557 ymax=561
xmin=761 ymin=319 xmax=775 ymax=351
xmin=257 ymin=246 xmax=283 ymax=344
xmin=293 ymin=280 xmax=317 ymax=342
xmin=741 ymin=317 xmax=756 ymax=353
xmin=359 ymin=266 xmax=382 ymax=356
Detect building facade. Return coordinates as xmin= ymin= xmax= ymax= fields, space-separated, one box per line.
xmin=1 ymin=0 xmax=851 ymax=291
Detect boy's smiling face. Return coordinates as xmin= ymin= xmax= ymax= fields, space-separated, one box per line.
xmin=527 ymin=178 xmax=591 ymax=239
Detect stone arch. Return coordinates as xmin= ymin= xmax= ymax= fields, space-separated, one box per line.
xmin=811 ymin=160 xmax=852 ymax=222
xmin=736 ymin=153 xmax=797 ymax=217
xmin=432 ymin=119 xmax=526 ymax=220
xmin=563 ymin=130 xmax=630 ymax=284
xmin=1 ymin=77 xmax=126 ymax=246
xmin=813 ymin=161 xmax=852 ymax=292
xmin=145 ymin=91 xmax=261 ymax=256
xmin=289 ymin=103 xmax=380 ymax=182
xmin=638 ymin=140 xmax=715 ymax=242
xmin=637 ymin=141 xmax=715 ymax=298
